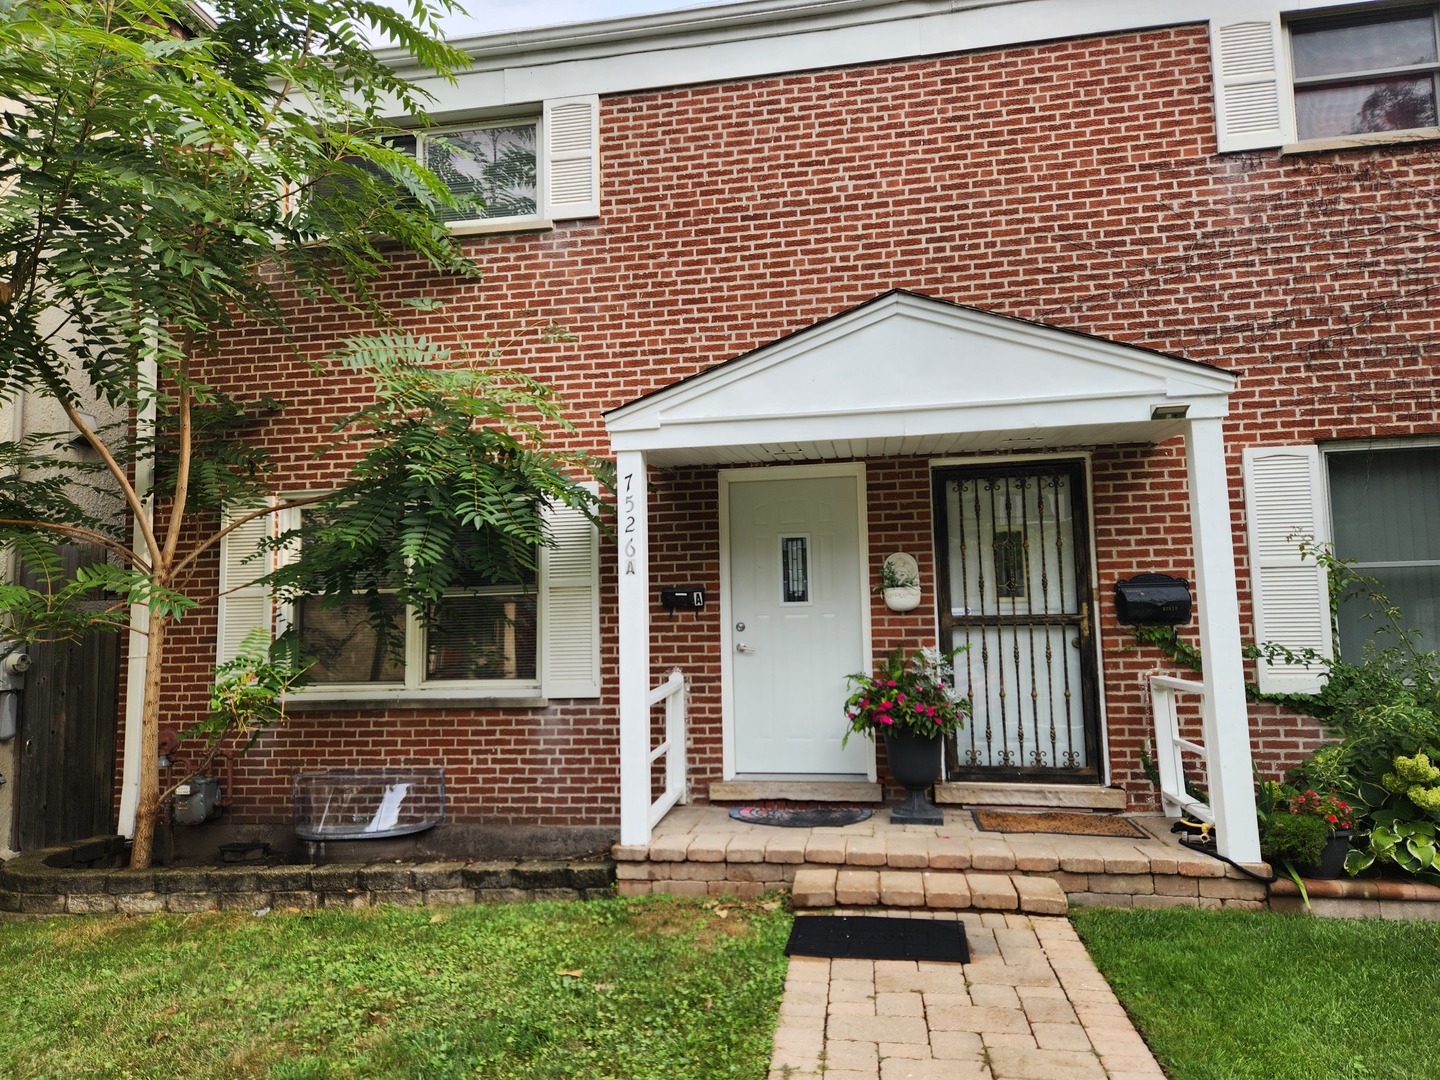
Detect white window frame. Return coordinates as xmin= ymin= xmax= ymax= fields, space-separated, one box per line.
xmin=405 ymin=116 xmax=545 ymax=233
xmin=393 ymin=95 xmax=600 ymax=233
xmin=1245 ymin=436 xmax=1440 ymax=691
xmin=1289 ymin=4 xmax=1440 ymax=144
xmin=1322 ymin=436 xmax=1440 ymax=651
xmin=288 ymin=567 xmax=543 ymax=702
xmin=1213 ymin=4 xmax=1440 ymax=154
xmin=217 ymin=488 xmax=601 ymax=705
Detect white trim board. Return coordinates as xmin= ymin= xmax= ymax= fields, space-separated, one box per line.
xmin=381 ymin=0 xmax=1382 ymax=121
xmin=608 ymin=292 xmax=1233 ymax=466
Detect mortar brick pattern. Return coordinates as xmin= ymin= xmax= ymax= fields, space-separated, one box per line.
xmin=141 ymin=23 xmax=1439 ymax=828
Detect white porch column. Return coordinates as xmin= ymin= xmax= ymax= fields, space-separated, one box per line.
xmin=616 ymin=450 xmax=653 ymax=847
xmin=1184 ymin=417 xmax=1261 ymax=863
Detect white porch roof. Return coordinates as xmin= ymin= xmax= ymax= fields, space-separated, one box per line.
xmin=607 ymin=290 xmax=1258 ymax=863
xmin=604 ymin=290 xmax=1235 ymax=465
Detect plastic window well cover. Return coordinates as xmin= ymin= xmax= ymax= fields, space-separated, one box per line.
xmin=292 ymin=767 xmax=446 ymax=840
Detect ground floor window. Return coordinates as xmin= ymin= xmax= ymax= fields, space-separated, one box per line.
xmin=1327 ymin=444 xmax=1440 ymax=656
xmin=295 ymin=569 xmax=539 ymax=689
xmin=217 ymin=490 xmax=601 ymax=701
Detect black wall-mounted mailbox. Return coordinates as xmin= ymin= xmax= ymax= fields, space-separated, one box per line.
xmin=660 ymin=587 xmax=706 ymax=614
xmin=1114 ymin=573 xmax=1192 ymax=625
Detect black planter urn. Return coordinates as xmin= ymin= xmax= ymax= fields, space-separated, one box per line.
xmin=1294 ymin=829 xmax=1353 ymax=879
xmin=884 ymin=728 xmax=944 ymax=825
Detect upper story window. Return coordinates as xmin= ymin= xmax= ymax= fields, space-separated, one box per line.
xmin=306 ymin=97 xmax=600 ymax=231
xmin=394 ymin=121 xmax=539 ymax=225
xmin=1291 ymin=7 xmax=1440 ymax=141
xmin=1212 ymin=6 xmax=1440 ymax=153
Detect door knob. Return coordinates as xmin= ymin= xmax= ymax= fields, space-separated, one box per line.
xmin=736 ymin=643 xmax=756 ymax=654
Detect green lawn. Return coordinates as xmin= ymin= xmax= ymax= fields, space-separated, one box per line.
xmin=0 ymin=896 xmax=791 ymax=1079
xmin=1073 ymin=906 xmax=1440 ymax=1080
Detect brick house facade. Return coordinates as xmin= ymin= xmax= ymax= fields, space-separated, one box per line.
xmin=130 ymin=0 xmax=1440 ymax=862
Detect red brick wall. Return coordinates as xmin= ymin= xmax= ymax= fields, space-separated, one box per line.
xmin=153 ymin=22 xmax=1440 ymax=826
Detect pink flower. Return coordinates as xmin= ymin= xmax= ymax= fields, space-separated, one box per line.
xmin=897 ymin=693 xmax=907 ymax=704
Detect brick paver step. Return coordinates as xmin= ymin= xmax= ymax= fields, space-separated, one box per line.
xmin=789 ymin=869 xmax=1069 ymax=914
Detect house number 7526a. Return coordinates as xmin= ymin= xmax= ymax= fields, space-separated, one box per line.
xmin=622 ymin=471 xmax=637 ymax=575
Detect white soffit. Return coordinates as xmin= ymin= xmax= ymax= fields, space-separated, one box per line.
xmin=604 ymin=290 xmax=1234 ymax=465
xmin=381 ymin=0 xmax=1349 ymax=114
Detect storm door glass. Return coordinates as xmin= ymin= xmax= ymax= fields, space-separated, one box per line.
xmin=933 ymin=462 xmax=1099 ymax=782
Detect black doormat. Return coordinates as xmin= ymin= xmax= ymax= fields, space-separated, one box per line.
xmin=785 ymin=915 xmax=968 ymax=963
xmin=729 ymin=805 xmax=873 ymax=828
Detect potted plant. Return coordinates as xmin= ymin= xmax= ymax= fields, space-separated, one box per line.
xmin=1258 ymin=780 xmax=1354 ymax=907
xmin=843 ymin=645 xmax=968 ymax=824
xmin=880 ymin=559 xmax=921 ymax=612
xmin=1285 ymin=788 xmax=1355 ymax=877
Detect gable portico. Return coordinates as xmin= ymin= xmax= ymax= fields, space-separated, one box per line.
xmin=605 ymin=290 xmax=1260 ymax=862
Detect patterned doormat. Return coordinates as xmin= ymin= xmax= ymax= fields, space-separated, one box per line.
xmin=786 ymin=915 xmax=968 ymax=963
xmin=729 ymin=804 xmax=873 ymax=828
xmin=972 ymin=808 xmax=1147 ymax=838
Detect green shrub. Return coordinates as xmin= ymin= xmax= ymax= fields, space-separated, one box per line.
xmin=1259 ymin=812 xmax=1330 ymax=866
xmin=1260 ymin=545 xmax=1440 ymax=883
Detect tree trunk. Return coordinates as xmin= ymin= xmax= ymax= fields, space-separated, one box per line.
xmin=128 ymin=615 xmax=168 ymax=869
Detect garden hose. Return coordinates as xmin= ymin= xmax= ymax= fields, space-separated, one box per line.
xmin=1178 ymin=833 xmax=1277 ymax=884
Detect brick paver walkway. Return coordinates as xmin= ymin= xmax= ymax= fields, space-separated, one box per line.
xmin=769 ymin=911 xmax=1164 ymax=1080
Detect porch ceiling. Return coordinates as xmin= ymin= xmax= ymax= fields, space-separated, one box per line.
xmin=604 ymin=290 xmax=1235 ymax=467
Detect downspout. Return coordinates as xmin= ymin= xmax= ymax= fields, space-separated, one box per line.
xmin=0 ymin=388 xmax=23 ymax=856
xmin=4 ymin=387 xmax=23 ymax=581
xmin=117 ymin=349 xmax=157 ymax=838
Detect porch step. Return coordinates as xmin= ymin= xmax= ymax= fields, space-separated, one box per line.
xmin=791 ymin=867 xmax=1068 ymax=915
xmin=616 ymin=807 xmax=1273 ymax=911
xmin=708 ymin=780 xmax=883 ymax=802
xmin=935 ymin=782 xmax=1127 ymax=811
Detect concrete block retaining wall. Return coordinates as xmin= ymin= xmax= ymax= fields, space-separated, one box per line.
xmin=0 ymin=837 xmax=616 ymax=916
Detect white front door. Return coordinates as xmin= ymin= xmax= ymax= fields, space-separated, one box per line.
xmin=727 ymin=470 xmax=869 ymax=776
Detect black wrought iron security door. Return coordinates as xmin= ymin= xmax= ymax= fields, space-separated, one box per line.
xmin=933 ymin=461 xmax=1100 ymax=783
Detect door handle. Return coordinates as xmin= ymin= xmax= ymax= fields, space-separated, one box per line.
xmin=736 ymin=643 xmax=756 ymax=654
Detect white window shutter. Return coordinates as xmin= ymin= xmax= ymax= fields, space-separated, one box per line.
xmin=1243 ymin=446 xmax=1332 ymax=693
xmin=542 ymin=96 xmax=600 ymax=220
xmin=1212 ymin=16 xmax=1292 ymax=152
xmin=272 ymin=503 xmax=302 ymax=638
xmin=217 ymin=504 xmax=276 ymax=665
xmin=540 ymin=484 xmax=601 ymax=699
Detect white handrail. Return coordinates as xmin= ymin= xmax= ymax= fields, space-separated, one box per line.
xmin=647 ymin=668 xmax=687 ymax=829
xmin=1149 ymin=673 xmax=1214 ymax=825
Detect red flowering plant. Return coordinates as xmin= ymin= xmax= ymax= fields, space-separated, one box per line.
xmin=842 ymin=645 xmax=969 ymax=747
xmin=1286 ymin=788 xmax=1354 ymax=832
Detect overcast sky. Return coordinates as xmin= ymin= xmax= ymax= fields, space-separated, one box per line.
xmin=397 ymin=0 xmax=732 ymax=38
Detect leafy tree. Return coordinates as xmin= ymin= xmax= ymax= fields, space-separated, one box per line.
xmin=0 ymin=0 xmax=603 ymax=867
